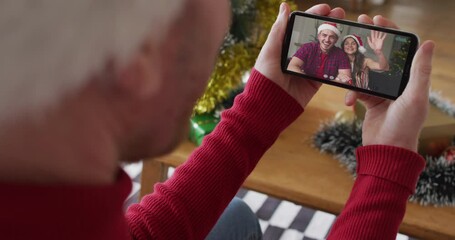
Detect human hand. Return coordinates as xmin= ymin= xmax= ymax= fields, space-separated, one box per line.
xmin=367 ymin=30 xmax=387 ymax=52
xmin=254 ymin=3 xmax=346 ymax=108
xmin=336 ymin=74 xmax=352 ymax=85
xmin=345 ymin=15 xmax=435 ymax=152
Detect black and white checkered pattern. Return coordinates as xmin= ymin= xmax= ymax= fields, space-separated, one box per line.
xmin=123 ymin=162 xmax=416 ymax=240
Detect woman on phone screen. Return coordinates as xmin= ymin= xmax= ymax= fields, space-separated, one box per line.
xmin=341 ymin=31 xmax=389 ymax=89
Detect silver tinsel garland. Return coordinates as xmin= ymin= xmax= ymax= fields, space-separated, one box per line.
xmin=313 ymin=92 xmax=455 ymax=206
xmin=430 ymin=92 xmax=455 ymax=117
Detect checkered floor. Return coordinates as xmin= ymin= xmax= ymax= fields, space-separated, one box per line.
xmin=123 ymin=162 xmax=416 ymax=240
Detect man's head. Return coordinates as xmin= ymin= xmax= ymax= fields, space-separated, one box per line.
xmin=317 ymin=22 xmax=340 ymax=53
xmin=0 ymin=1 xmax=185 ymax=123
xmin=118 ymin=0 xmax=231 ymax=159
xmin=0 ymin=0 xmax=230 ymax=161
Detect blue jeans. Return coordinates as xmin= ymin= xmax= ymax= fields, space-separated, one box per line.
xmin=206 ymin=197 xmax=262 ymax=240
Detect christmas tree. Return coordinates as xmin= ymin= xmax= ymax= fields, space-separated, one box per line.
xmin=388 ymin=36 xmax=411 ymax=78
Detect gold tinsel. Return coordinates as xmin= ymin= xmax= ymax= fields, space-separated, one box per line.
xmin=194 ymin=0 xmax=297 ymax=114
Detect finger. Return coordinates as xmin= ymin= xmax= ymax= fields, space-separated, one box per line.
xmin=370 ymin=30 xmax=375 ymax=38
xmin=344 ymin=91 xmax=385 ymax=108
xmin=305 ymin=4 xmax=331 ymax=16
xmin=358 ymin=14 xmax=374 ymax=25
xmin=374 ymin=30 xmax=379 ymax=39
xmin=345 ymin=90 xmax=358 ymax=106
xmin=372 ymin=15 xmax=399 ymax=29
xmin=327 ymin=7 xmax=345 ymax=19
xmin=402 ymin=40 xmax=435 ymax=101
xmin=353 ymin=91 xmax=387 ymax=109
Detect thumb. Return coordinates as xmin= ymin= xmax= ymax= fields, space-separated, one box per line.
xmin=264 ymin=3 xmax=290 ymax=48
xmin=402 ymin=40 xmax=435 ymax=101
xmin=255 ymin=2 xmax=290 ymax=69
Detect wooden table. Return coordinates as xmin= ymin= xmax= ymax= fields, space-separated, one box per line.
xmin=140 ymin=85 xmax=455 ymax=240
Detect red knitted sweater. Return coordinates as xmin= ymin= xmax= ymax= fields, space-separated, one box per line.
xmin=0 ymin=69 xmax=424 ymax=240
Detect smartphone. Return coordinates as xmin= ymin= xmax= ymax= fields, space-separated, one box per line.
xmin=281 ymin=11 xmax=419 ymax=100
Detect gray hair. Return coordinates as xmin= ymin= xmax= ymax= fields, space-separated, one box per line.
xmin=0 ymin=0 xmax=184 ymax=123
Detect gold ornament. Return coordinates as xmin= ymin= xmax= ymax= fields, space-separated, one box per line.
xmin=194 ymin=43 xmax=254 ymax=114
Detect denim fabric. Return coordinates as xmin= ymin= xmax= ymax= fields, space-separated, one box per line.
xmin=206 ymin=197 xmax=262 ymax=240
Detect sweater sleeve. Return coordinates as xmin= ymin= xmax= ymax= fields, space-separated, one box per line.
xmin=125 ymin=69 xmax=303 ymax=240
xmin=327 ymin=145 xmax=425 ymax=240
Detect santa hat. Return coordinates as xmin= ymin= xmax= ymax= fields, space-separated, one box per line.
xmin=343 ymin=34 xmax=367 ymax=54
xmin=317 ymin=22 xmax=341 ymax=37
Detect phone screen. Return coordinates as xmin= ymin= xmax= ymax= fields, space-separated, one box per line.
xmin=281 ymin=12 xmax=419 ymax=99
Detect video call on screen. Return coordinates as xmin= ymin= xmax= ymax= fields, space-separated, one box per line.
xmin=286 ymin=15 xmax=413 ymax=97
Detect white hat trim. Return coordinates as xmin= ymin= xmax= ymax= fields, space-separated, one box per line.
xmin=318 ymin=23 xmax=340 ymax=37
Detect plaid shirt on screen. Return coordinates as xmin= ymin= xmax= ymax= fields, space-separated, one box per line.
xmin=293 ymin=41 xmax=350 ymax=80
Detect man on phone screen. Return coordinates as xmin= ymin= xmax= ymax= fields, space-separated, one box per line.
xmin=287 ymin=22 xmax=352 ymax=84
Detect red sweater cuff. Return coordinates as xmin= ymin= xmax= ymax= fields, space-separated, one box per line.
xmin=356 ymin=145 xmax=425 ymax=193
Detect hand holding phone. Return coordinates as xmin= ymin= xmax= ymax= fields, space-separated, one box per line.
xmin=254 ymin=3 xmax=346 ymax=108
xmin=346 ymin=14 xmax=435 ymax=152
xmin=281 ymin=11 xmax=419 ymax=100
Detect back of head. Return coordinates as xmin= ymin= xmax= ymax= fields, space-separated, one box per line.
xmin=0 ymin=0 xmax=184 ymax=124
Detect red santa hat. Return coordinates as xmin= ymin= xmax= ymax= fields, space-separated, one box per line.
xmin=317 ymin=22 xmax=341 ymax=37
xmin=343 ymin=34 xmax=367 ymax=54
